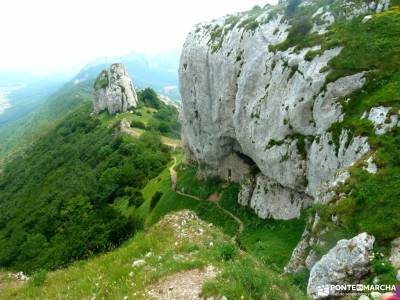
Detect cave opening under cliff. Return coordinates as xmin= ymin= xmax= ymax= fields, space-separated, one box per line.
xmin=235 ymin=151 xmax=256 ymax=166
xmin=221 ymin=140 xmax=261 ymax=181
xmin=236 ymin=151 xmax=261 ymax=177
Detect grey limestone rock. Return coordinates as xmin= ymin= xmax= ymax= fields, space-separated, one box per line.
xmin=179 ymin=1 xmax=382 ymax=220
xmin=390 ymin=237 xmax=400 ymax=268
xmin=93 ymin=63 xmax=138 ymax=115
xmin=307 ymin=233 xmax=375 ymax=298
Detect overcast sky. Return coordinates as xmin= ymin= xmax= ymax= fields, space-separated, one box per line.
xmin=0 ymin=0 xmax=277 ymax=75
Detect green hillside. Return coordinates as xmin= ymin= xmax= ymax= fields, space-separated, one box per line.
xmin=1 ymin=210 xmax=307 ymax=300
xmin=0 ymin=80 xmax=93 ymax=162
xmin=0 ymin=84 xmax=182 ymax=272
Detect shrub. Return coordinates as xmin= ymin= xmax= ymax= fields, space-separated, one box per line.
xmin=131 ymin=120 xmax=146 ymax=129
xmin=288 ymin=269 xmax=310 ymax=292
xmin=94 ymin=70 xmax=109 ymax=89
xmin=371 ymin=256 xmax=397 ymax=285
xmin=214 ymin=242 xmax=238 ymax=261
xmin=30 ymin=269 xmax=48 ymax=287
xmin=150 ymin=191 xmax=163 ymax=210
xmin=138 ymin=88 xmax=161 ymax=109
xmin=125 ymin=187 xmax=145 ymax=207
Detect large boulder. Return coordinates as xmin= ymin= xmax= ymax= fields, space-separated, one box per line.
xmin=93 ymin=63 xmax=138 ymax=115
xmin=307 ymin=233 xmax=375 ymax=299
xmin=390 ymin=237 xmax=400 ymax=268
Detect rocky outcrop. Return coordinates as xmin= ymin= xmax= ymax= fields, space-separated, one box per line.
xmin=390 ymin=237 xmax=400 ymax=268
xmin=363 ymin=106 xmax=399 ymax=135
xmin=285 ymin=213 xmax=327 ymax=273
xmin=93 ymin=63 xmax=138 ymax=115
xmin=239 ymin=173 xmax=313 ymax=220
xmin=307 ymin=233 xmax=375 ymax=299
xmin=178 ymin=1 xmax=384 ymax=220
xmin=284 ymin=221 xmax=313 ymax=273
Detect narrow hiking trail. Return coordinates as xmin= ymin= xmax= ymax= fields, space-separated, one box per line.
xmin=169 ymin=157 xmax=244 ymax=239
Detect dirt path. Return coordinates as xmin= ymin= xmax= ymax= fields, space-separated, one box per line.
xmin=169 ymin=157 xmax=244 ymax=239
xmin=170 ymin=157 xmax=177 ymax=191
xmin=215 ymin=202 xmax=244 ymax=238
xmin=146 ymin=266 xmax=216 ymax=300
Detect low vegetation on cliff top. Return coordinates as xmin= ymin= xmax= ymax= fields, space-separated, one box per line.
xmin=1 ymin=208 xmax=308 ymax=300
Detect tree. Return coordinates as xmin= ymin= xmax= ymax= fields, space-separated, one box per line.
xmin=138 ymin=88 xmax=161 ymax=109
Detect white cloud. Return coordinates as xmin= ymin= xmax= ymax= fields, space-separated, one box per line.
xmin=0 ymin=0 xmax=277 ymax=74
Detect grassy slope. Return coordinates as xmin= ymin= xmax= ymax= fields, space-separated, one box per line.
xmin=138 ymin=155 xmax=305 ymax=272
xmin=309 ymin=8 xmax=400 ymax=254
xmin=1 ymin=210 xmax=308 ymax=300
xmin=97 ymin=106 xmax=157 ymax=127
xmin=0 ymin=80 xmax=93 ymax=163
xmin=137 ymin=156 xmax=239 ymax=237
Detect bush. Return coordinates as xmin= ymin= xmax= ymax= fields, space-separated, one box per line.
xmin=214 ymin=242 xmax=238 ymax=261
xmin=125 ymin=187 xmax=145 ymax=207
xmin=288 ymin=269 xmax=310 ymax=292
xmin=138 ymin=88 xmax=161 ymax=109
xmin=131 ymin=120 xmax=146 ymax=129
xmin=371 ymin=256 xmax=397 ymax=285
xmin=94 ymin=70 xmax=109 ymax=89
xmin=150 ymin=191 xmax=163 ymax=210
xmin=30 ymin=269 xmax=48 ymax=287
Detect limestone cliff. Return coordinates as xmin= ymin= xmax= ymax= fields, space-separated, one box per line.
xmin=93 ymin=63 xmax=138 ymax=115
xmin=179 ymin=0 xmax=390 ymax=220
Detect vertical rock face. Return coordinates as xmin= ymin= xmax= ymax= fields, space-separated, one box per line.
xmin=178 ymin=0 xmax=390 ymax=220
xmin=93 ymin=63 xmax=138 ymax=115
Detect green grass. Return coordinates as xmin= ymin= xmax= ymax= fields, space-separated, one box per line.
xmin=311 ymin=8 xmax=400 ymax=250
xmin=289 ymin=8 xmax=400 ymax=285
xmin=97 ymin=105 xmax=157 ymax=128
xmin=0 ymin=211 xmax=222 ymax=299
xmin=138 ymin=156 xmax=238 ymax=237
xmin=175 ymin=164 xmax=222 ymax=199
xmin=149 ymin=191 xmax=239 ymax=237
xmin=94 ymin=70 xmax=109 ymax=90
xmin=268 ymin=4 xmax=400 ymax=279
xmin=202 ymin=257 xmax=308 ymax=300
xmin=1 ymin=210 xmax=308 ymax=300
xmin=219 ymin=184 xmax=306 ymax=270
xmin=138 ymin=158 xmax=305 ymax=271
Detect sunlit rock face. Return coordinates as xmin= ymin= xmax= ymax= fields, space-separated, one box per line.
xmin=93 ymin=63 xmax=138 ymax=115
xmin=179 ymin=0 xmax=391 ymax=220
xmin=307 ymin=233 xmax=375 ymax=299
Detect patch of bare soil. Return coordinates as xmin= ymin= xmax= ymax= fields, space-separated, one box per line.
xmin=207 ymin=193 xmax=220 ymax=203
xmin=0 ymin=272 xmax=25 ymax=293
xmin=146 ymin=266 xmax=216 ymax=300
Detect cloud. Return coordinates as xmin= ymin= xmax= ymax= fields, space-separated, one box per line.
xmin=0 ymin=0 xmax=277 ymax=74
